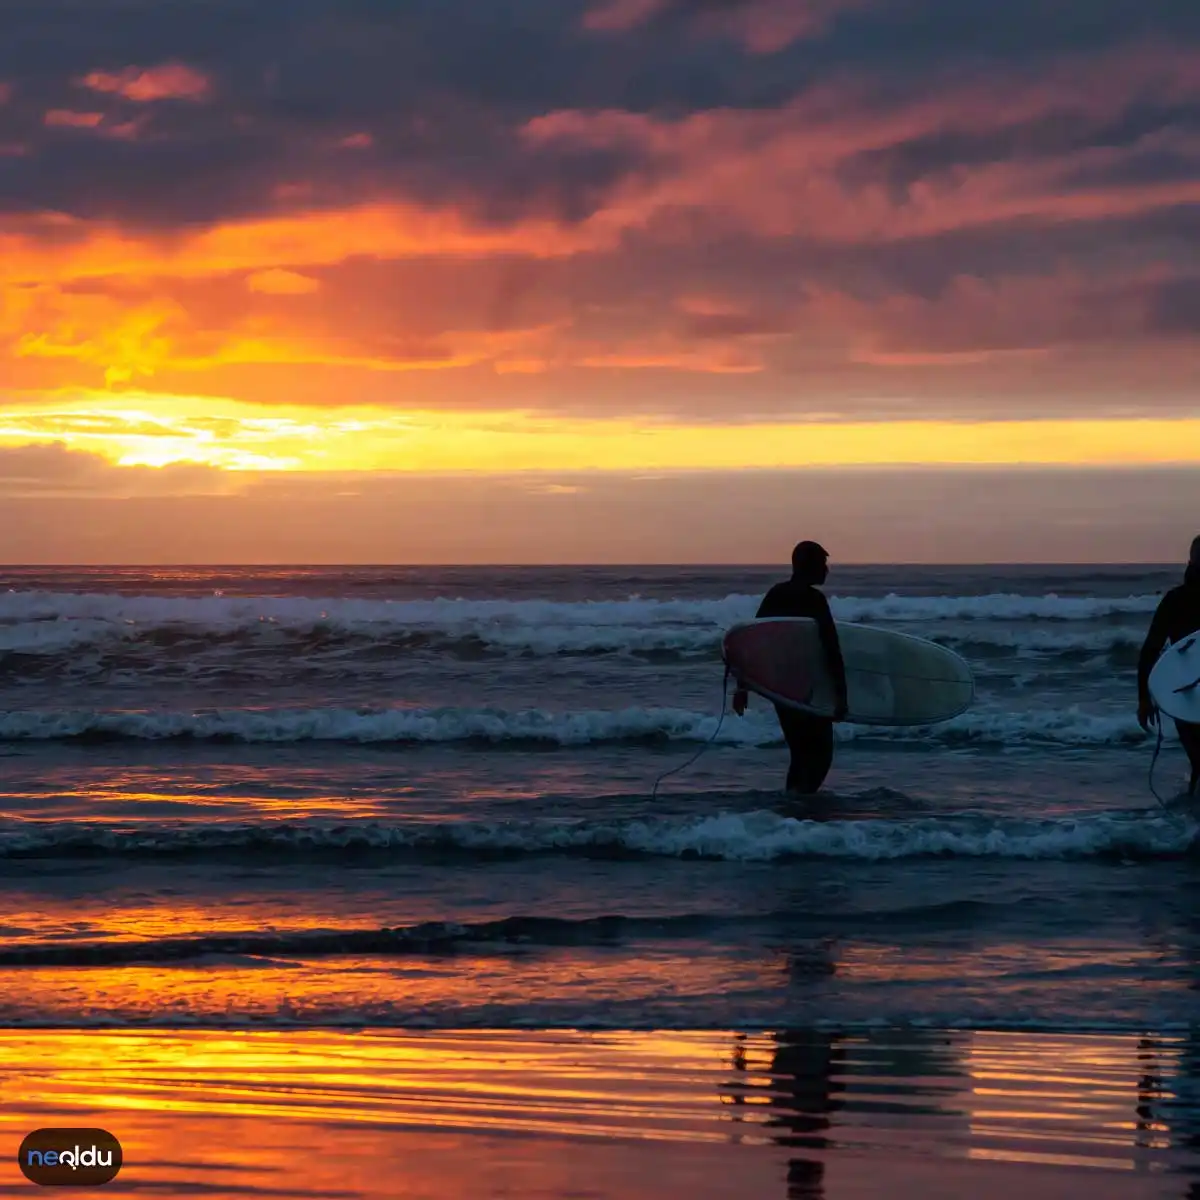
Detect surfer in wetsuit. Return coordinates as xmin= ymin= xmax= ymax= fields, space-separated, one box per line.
xmin=732 ymin=541 xmax=849 ymax=795
xmin=1138 ymin=535 xmax=1200 ymax=796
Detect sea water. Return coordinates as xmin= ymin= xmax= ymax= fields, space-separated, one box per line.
xmin=0 ymin=564 xmax=1196 ymax=1031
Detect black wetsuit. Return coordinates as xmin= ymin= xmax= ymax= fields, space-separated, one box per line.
xmin=756 ymin=578 xmax=847 ymax=794
xmin=1138 ymin=565 xmax=1200 ymax=795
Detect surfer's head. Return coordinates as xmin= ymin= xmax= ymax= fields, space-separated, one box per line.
xmin=791 ymin=540 xmax=829 ymax=584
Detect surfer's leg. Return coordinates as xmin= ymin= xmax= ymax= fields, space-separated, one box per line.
xmin=1179 ymin=720 xmax=1200 ymax=795
xmin=775 ymin=705 xmax=806 ymax=793
xmin=777 ymin=708 xmax=834 ymax=794
xmin=790 ymin=716 xmax=834 ymax=793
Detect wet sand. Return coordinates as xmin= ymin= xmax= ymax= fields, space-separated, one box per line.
xmin=1 ymin=1028 xmax=1195 ymax=1198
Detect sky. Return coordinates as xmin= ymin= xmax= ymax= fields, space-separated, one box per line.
xmin=0 ymin=0 xmax=1198 ymax=563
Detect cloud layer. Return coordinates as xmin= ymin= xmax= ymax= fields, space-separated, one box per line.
xmin=0 ymin=0 xmax=1196 ymax=426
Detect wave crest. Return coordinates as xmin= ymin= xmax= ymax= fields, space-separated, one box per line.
xmin=0 ymin=702 xmax=1158 ymax=747
xmin=1 ymin=809 xmax=1193 ymax=864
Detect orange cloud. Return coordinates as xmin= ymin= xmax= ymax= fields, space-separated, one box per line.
xmin=12 ymin=294 xmax=191 ymax=386
xmin=801 ymin=267 xmax=1179 ymax=365
xmin=79 ymin=62 xmax=211 ymax=103
xmin=729 ymin=0 xmax=870 ymax=53
xmin=339 ymin=132 xmax=374 ymax=150
xmin=0 ymin=204 xmax=611 ymax=295
xmin=44 ymin=109 xmax=104 ymax=128
xmin=3 ymin=279 xmax=561 ymax=388
xmin=585 ymin=0 xmax=880 ymax=52
xmin=106 ymin=116 xmax=150 ymax=141
xmin=576 ymin=335 xmax=768 ymax=374
xmin=582 ymin=0 xmax=665 ymax=32
xmin=246 ymin=269 xmax=321 ymax=296
xmin=0 ymin=38 xmax=1196 ymax=420
xmin=0 ymin=82 xmax=12 ymax=104
xmin=521 ymin=42 xmax=1200 ymax=244
xmin=2 ymin=43 xmax=1192 ymax=300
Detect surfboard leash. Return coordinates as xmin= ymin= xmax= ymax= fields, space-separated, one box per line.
xmin=1148 ymin=719 xmax=1167 ymax=809
xmin=650 ymin=664 xmax=731 ymax=802
xmin=1146 ymin=635 xmax=1195 ymax=809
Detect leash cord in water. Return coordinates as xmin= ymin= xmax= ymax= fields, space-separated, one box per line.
xmin=1148 ymin=719 xmax=1167 ymax=809
xmin=651 ymin=665 xmax=731 ymax=802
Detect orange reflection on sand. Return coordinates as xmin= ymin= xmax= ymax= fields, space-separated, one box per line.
xmin=0 ymin=953 xmax=782 ymax=1026
xmin=2 ymin=898 xmax=380 ymax=945
xmin=0 ymin=1030 xmax=1194 ymax=1197
xmin=963 ymin=1032 xmax=1182 ymax=1171
xmin=0 ymin=1030 xmax=748 ymax=1139
xmin=0 ymin=783 xmax=398 ymax=823
xmin=837 ymin=942 xmax=1165 ymax=986
xmin=0 ymin=1031 xmax=799 ymax=1200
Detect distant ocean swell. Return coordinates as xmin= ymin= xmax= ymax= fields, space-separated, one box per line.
xmin=0 ymin=621 xmax=1150 ymax=665
xmin=0 ymin=914 xmax=829 ymax=966
xmin=1 ymin=810 xmax=1194 ymax=863
xmin=0 ymin=591 xmax=1160 ymax=681
xmin=0 ymin=590 xmax=1163 ymax=625
xmin=0 ymin=703 xmax=1160 ymax=746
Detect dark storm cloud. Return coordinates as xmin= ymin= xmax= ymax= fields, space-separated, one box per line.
xmin=803 ymin=0 xmax=1200 ymax=73
xmin=0 ymin=0 xmax=1192 ymax=230
xmin=0 ymin=0 xmax=789 ymax=117
xmin=1147 ymin=277 xmax=1200 ymax=335
xmin=588 ymin=199 xmax=1200 ymax=311
xmin=0 ymin=0 xmax=681 ymax=226
xmin=1057 ymin=139 xmax=1200 ymax=193
xmin=838 ymin=103 xmax=1200 ymax=200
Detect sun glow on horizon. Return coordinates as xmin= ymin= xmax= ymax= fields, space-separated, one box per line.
xmin=1 ymin=391 xmax=1200 ymax=476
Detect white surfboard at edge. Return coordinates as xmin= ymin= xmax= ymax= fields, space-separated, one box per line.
xmin=1149 ymin=632 xmax=1200 ymax=724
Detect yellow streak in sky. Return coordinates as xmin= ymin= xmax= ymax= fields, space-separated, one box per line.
xmin=2 ymin=393 xmax=1200 ymax=472
xmin=0 ymin=203 xmax=609 ymax=290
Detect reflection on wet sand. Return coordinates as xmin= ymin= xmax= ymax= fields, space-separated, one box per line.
xmin=722 ymin=1028 xmax=1200 ymax=1197
xmin=746 ymin=1031 xmax=846 ymax=1198
xmin=1 ymin=1029 xmax=1199 ymax=1198
xmin=721 ymin=1029 xmax=968 ymax=1198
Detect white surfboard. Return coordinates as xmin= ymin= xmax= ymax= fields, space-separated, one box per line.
xmin=1149 ymin=633 xmax=1200 ymax=723
xmin=722 ymin=618 xmax=975 ymax=727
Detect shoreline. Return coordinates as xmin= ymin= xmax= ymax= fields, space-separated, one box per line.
xmin=1 ymin=1027 xmax=1195 ymax=1198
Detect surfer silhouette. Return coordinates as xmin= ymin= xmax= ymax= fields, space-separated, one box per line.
xmin=732 ymin=541 xmax=849 ymax=795
xmin=1138 ymin=535 xmax=1200 ymax=796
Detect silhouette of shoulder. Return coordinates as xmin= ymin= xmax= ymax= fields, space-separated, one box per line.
xmin=1157 ymin=583 xmax=1200 ymax=643
xmin=756 ymin=580 xmax=828 ymax=620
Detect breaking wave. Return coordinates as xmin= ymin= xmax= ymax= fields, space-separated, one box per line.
xmin=0 ymin=809 xmax=1194 ymax=864
xmin=0 ymin=702 xmax=1157 ymax=746
xmin=0 ymin=591 xmax=1159 ymax=683
xmin=0 ymin=590 xmax=1160 ymax=648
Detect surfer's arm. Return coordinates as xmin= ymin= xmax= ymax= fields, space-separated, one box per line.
xmin=813 ymin=596 xmax=849 ymax=715
xmin=1137 ymin=596 xmax=1173 ymax=707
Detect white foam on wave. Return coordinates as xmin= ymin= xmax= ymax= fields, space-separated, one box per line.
xmin=0 ymin=704 xmax=750 ymax=745
xmin=0 ymin=702 xmax=1158 ymax=746
xmin=0 ymin=589 xmax=1159 ymax=629
xmin=0 ymin=590 xmax=1160 ymax=659
xmin=608 ymin=809 xmax=1199 ymax=861
xmin=3 ymin=809 xmax=1194 ymax=862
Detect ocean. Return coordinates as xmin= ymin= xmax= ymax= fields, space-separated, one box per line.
xmin=3 ymin=563 xmax=1200 ymax=1196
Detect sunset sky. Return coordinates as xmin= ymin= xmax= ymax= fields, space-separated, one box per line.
xmin=1 ymin=0 xmax=1198 ymax=562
